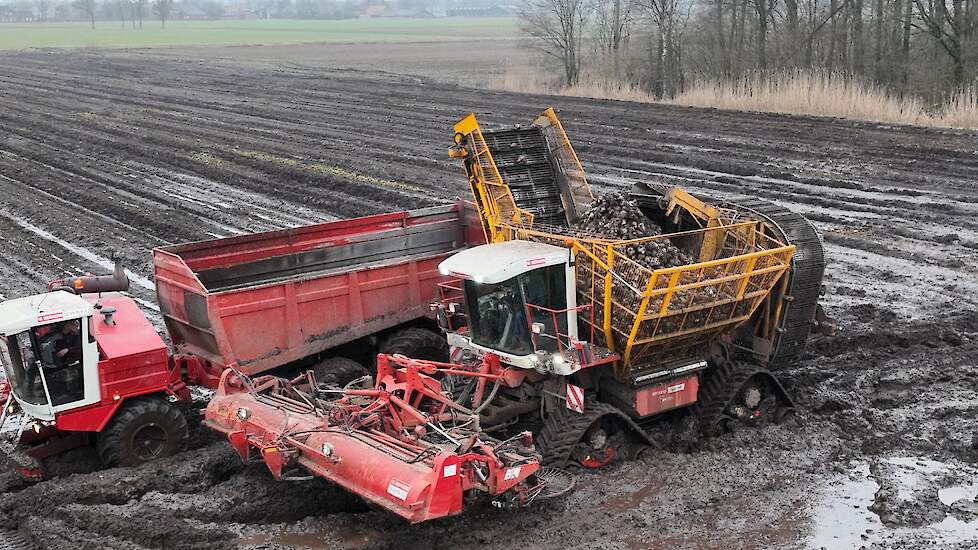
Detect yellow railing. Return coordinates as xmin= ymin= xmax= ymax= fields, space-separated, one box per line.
xmin=509 ymin=221 xmax=795 ymax=372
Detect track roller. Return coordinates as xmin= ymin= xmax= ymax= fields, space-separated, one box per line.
xmin=537 ymin=400 xmax=656 ymax=468
xmin=695 ymin=361 xmax=794 ymax=437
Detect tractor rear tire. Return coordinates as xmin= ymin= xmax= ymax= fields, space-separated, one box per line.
xmin=313 ymin=357 xmax=370 ymax=387
xmin=379 ymin=327 xmax=449 ymax=362
xmin=97 ymin=397 xmax=189 ymax=468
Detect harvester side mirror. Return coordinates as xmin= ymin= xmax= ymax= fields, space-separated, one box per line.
xmin=448 ymin=302 xmax=461 ymax=314
xmin=531 ymin=322 xmax=545 ymax=335
xmin=432 ymin=303 xmax=449 ymax=331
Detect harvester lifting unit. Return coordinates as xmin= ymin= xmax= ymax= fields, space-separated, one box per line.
xmin=204 ymin=353 xmax=570 ymax=523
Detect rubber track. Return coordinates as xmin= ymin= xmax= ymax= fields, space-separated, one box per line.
xmin=726 ymin=198 xmax=826 ymax=369
xmin=694 ymin=360 xmax=794 ymax=436
xmin=536 ymin=401 xmax=656 ymax=467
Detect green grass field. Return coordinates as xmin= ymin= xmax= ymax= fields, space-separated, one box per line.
xmin=0 ymin=18 xmax=518 ymax=50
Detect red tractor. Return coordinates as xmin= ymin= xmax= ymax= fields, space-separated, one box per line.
xmin=0 ymin=204 xmax=479 ymax=481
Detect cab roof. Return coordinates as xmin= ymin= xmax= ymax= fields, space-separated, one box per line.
xmin=0 ymin=291 xmax=93 ymax=336
xmin=439 ymin=240 xmax=569 ymax=285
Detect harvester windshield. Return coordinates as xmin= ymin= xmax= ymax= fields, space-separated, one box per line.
xmin=465 ymin=277 xmax=533 ymax=356
xmin=463 ymin=264 xmax=569 ymax=356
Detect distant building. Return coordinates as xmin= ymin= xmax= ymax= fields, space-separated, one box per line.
xmin=0 ymin=6 xmax=35 ymax=22
xmin=363 ymin=4 xmax=387 ymax=16
xmin=445 ymin=4 xmax=512 ymax=16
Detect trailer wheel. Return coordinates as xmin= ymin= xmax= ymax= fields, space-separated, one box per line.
xmin=97 ymin=397 xmax=189 ymax=467
xmin=379 ymin=328 xmax=449 ymax=362
xmin=314 ymin=357 xmax=370 ymax=387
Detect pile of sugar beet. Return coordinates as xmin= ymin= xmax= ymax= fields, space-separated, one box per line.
xmin=573 ymin=193 xmax=742 ymax=341
xmin=573 ymin=192 xmax=694 ymax=269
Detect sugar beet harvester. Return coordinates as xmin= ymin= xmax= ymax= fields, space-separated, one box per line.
xmin=204 ymin=106 xmax=827 ymax=498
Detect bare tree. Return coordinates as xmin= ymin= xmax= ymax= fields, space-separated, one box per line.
xmin=640 ymin=0 xmax=687 ymax=95
xmin=153 ymin=0 xmax=173 ymax=29
xmin=594 ymin=0 xmax=634 ymax=77
xmin=72 ymin=0 xmax=97 ymax=28
xmin=133 ymin=0 xmax=145 ymax=27
xmin=33 ymin=0 xmax=51 ymax=20
xmin=914 ymin=0 xmax=973 ymax=87
xmin=519 ymin=0 xmax=593 ymax=86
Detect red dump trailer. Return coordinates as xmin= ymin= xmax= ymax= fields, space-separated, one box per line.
xmin=0 ymin=202 xmax=482 ymax=477
xmin=154 ymin=203 xmax=483 ymax=386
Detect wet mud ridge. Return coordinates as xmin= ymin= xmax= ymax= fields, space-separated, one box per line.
xmin=0 ymin=49 xmax=976 ymax=549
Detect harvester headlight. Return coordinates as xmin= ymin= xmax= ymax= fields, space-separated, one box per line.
xmin=321 ymin=443 xmax=334 ymax=457
xmin=439 ymin=267 xmax=450 ymax=276
xmin=473 ymin=275 xmax=485 ymax=284
xmin=31 ymin=422 xmax=41 ymax=434
xmin=7 ymin=404 xmax=14 ymax=414
xmin=236 ymin=407 xmax=251 ymax=420
xmin=551 ymin=354 xmax=565 ymax=367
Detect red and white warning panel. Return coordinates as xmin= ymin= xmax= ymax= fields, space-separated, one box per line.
xmin=631 ymin=375 xmax=699 ymax=417
xmin=566 ymin=383 xmax=585 ymax=413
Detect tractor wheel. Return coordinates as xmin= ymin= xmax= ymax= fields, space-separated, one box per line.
xmin=313 ymin=357 xmax=370 ymax=388
xmin=97 ymin=397 xmax=189 ymax=467
xmin=379 ymin=327 xmax=449 ymax=362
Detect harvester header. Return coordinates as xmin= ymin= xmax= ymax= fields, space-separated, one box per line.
xmin=204 ymin=353 xmax=572 ymax=523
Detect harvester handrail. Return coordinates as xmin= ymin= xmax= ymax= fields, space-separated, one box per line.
xmin=509 ymin=219 xmax=760 ymax=248
xmin=643 ymin=261 xmax=792 ymax=302
xmin=645 ymin=244 xmax=795 ymax=284
xmin=566 ymin=240 xmax=642 ymax=295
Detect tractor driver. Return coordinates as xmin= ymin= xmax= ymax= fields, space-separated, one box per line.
xmin=44 ymin=321 xmax=82 ymax=368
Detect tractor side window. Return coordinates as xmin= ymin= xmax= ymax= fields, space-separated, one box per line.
xmin=3 ymin=332 xmax=47 ymax=406
xmin=33 ymin=320 xmax=85 ymax=406
xmin=465 ymin=277 xmax=533 ymax=356
xmin=519 ymin=266 xmax=567 ymax=353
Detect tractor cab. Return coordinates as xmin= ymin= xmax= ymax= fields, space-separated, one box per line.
xmin=435 ymin=240 xmax=615 ymax=375
xmin=0 ymin=291 xmax=101 ymax=421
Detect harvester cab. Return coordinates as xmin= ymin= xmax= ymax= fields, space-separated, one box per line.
xmin=436 ymin=240 xmax=614 ymax=376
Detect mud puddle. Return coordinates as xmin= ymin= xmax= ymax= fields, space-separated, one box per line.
xmin=807 ymin=457 xmax=978 ymax=549
xmin=806 ymin=462 xmax=880 ymax=549
xmin=236 ymin=518 xmax=388 ymax=550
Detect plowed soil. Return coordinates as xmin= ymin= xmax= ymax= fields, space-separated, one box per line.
xmin=1 ymin=47 xmax=977 ymax=549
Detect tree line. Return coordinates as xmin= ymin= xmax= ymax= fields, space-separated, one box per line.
xmin=520 ymin=0 xmax=978 ymax=100
xmin=23 ymin=0 xmax=177 ymax=27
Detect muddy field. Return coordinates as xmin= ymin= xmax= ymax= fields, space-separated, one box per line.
xmin=0 ymin=47 xmax=977 ymax=549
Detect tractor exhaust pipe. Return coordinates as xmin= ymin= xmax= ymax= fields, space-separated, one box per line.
xmin=48 ymin=258 xmax=130 ymax=295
